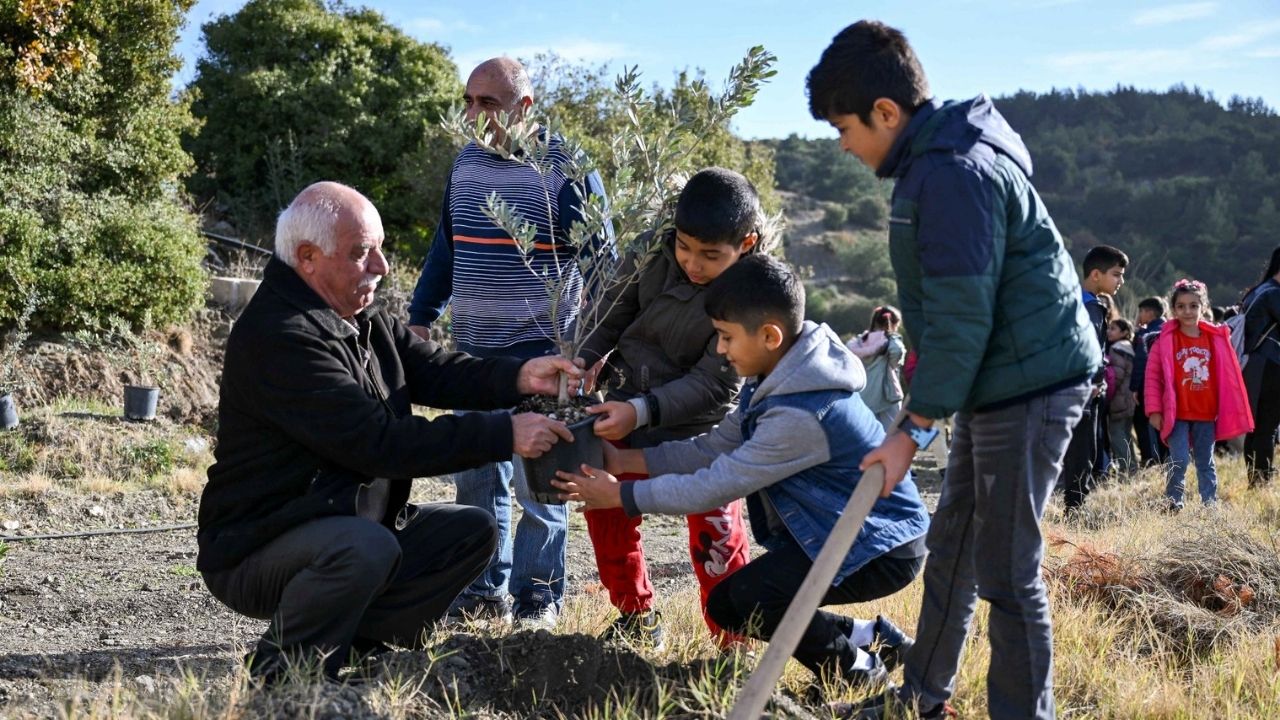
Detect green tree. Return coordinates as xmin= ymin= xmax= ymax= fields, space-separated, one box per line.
xmin=527 ymin=53 xmax=779 ymax=216
xmin=186 ymin=0 xmax=461 ymax=257
xmin=0 ymin=0 xmax=206 ymax=331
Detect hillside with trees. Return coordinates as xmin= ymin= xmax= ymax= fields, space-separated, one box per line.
xmin=768 ymin=86 xmax=1280 ymax=331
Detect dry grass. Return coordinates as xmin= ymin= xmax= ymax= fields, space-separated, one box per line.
xmin=6 ymin=403 xmax=1280 ymax=718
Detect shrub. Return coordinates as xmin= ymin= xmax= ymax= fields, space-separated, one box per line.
xmin=847 ymin=196 xmax=887 ymax=228
xmin=805 ymin=285 xmax=877 ymax=337
xmin=822 ymin=204 xmax=848 ymax=229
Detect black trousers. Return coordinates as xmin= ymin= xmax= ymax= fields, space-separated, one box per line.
xmin=202 ymin=504 xmax=497 ymax=677
xmin=1061 ymin=400 xmax=1100 ymax=510
xmin=705 ymin=537 xmax=923 ymax=678
xmin=1245 ymin=360 xmax=1280 ymax=486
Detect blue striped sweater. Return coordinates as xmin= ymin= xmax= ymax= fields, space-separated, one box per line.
xmin=408 ymin=136 xmax=612 ymax=359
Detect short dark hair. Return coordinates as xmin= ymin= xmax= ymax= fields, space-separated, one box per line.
xmin=1137 ymin=296 xmax=1167 ymax=316
xmin=704 ymin=254 xmax=805 ymax=338
xmin=674 ymin=167 xmax=761 ymax=246
xmin=806 ymin=20 xmax=931 ymax=124
xmin=1082 ymin=245 xmax=1129 ymax=276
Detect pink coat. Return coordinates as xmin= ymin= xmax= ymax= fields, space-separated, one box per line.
xmin=1144 ymin=320 xmax=1254 ymax=444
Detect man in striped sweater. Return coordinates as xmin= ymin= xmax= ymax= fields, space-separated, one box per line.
xmin=408 ymin=57 xmax=612 ymax=628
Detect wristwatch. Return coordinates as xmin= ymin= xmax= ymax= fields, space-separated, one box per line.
xmin=898 ymin=415 xmax=940 ymax=450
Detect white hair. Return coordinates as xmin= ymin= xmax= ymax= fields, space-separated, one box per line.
xmin=274 ymin=191 xmax=343 ymax=267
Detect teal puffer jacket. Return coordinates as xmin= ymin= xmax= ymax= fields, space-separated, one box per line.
xmin=877 ymin=97 xmax=1101 ymax=418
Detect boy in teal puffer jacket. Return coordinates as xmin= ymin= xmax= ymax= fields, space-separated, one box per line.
xmin=807 ymin=20 xmax=1101 ymax=720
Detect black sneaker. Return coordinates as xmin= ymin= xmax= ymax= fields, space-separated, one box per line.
xmin=445 ymin=595 xmax=513 ymax=625
xmin=600 ymin=610 xmax=665 ymax=651
xmin=862 ymin=615 xmax=913 ymax=672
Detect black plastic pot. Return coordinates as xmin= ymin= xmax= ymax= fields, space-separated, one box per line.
xmin=0 ymin=393 xmax=17 ymax=430
xmin=520 ymin=416 xmax=604 ymax=505
xmin=123 ymin=385 xmax=160 ymax=422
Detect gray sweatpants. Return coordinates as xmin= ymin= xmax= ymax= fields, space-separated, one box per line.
xmin=203 ymin=503 xmax=497 ymax=678
xmin=901 ymin=382 xmax=1088 ymax=719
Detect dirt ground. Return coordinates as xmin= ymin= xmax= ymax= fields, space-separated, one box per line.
xmin=0 ymin=448 xmax=942 ymax=719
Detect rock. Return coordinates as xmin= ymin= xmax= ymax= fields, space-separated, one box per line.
xmin=87 ymin=505 xmax=105 ymax=518
xmin=133 ymin=675 xmax=156 ymax=693
xmin=183 ymin=437 xmax=208 ymax=455
xmin=2 ymin=519 xmax=19 ymax=531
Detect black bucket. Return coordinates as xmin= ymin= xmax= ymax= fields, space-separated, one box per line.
xmin=0 ymin=393 xmax=17 ymax=430
xmin=520 ymin=416 xmax=604 ymax=505
xmin=123 ymin=385 xmax=160 ymax=422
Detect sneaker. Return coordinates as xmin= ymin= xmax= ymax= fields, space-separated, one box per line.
xmin=600 ymin=610 xmax=665 ymax=651
xmin=830 ymin=684 xmax=952 ymax=719
xmin=445 ymin=595 xmax=513 ymax=625
xmin=862 ymin=615 xmax=913 ymax=672
xmin=515 ymin=604 xmax=559 ymax=631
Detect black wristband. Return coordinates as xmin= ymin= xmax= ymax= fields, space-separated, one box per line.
xmin=644 ymin=392 xmax=662 ymax=427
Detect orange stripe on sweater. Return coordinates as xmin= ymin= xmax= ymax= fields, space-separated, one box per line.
xmin=455 ymin=235 xmax=558 ymax=251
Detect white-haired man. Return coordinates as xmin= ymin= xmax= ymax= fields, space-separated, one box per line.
xmin=198 ymin=181 xmax=579 ymax=683
xmin=408 ymin=57 xmax=613 ymax=627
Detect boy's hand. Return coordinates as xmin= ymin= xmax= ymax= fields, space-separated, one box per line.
xmin=601 ymin=442 xmax=648 ymax=476
xmin=1149 ymin=412 xmax=1162 ymax=432
xmin=860 ymin=431 xmax=916 ymax=498
xmin=552 ymin=464 xmax=624 ymax=510
xmin=583 ymin=358 xmax=606 ymax=394
xmin=588 ymin=401 xmax=638 ymax=440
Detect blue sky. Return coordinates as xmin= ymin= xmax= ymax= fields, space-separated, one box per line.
xmin=176 ymin=0 xmax=1280 ymax=139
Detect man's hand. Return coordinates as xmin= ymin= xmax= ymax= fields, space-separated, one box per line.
xmin=511 ymin=413 xmax=573 ymax=458
xmin=551 ymin=464 xmax=623 ymax=510
xmin=409 ymin=324 xmax=431 ymax=341
xmin=588 ymin=401 xmax=637 ymax=440
xmin=602 ymin=441 xmax=647 ymax=476
xmin=517 ymin=356 xmax=585 ymax=396
xmin=859 ymin=430 xmax=917 ymax=498
xmin=1149 ymin=412 xmax=1162 ymax=432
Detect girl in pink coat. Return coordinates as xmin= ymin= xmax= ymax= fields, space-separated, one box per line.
xmin=1145 ymin=279 xmax=1254 ymax=509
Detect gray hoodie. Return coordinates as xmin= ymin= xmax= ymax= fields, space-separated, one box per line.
xmin=624 ymin=321 xmax=865 ymax=517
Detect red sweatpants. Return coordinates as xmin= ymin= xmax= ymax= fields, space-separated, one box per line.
xmin=585 ymin=465 xmax=751 ymax=644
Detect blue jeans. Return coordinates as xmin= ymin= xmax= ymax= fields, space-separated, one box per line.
xmin=453 ymin=456 xmax=569 ymax=614
xmin=1165 ymin=420 xmax=1217 ymax=506
xmin=901 ymin=382 xmax=1087 ymax=720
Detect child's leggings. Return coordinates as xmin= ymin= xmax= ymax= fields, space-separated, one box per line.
xmin=1165 ymin=419 xmax=1217 ymax=506
xmin=584 ymin=442 xmax=750 ymax=644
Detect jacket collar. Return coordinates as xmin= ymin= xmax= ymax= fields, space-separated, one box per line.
xmin=877 ymin=98 xmax=942 ymax=179
xmin=262 ymin=256 xmax=361 ymax=341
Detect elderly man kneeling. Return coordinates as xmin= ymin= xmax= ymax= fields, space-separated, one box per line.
xmin=197 ymin=181 xmax=577 ymax=683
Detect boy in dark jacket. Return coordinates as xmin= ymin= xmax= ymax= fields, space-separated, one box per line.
xmin=556 ymin=255 xmax=928 ymax=686
xmin=1060 ymin=245 xmax=1127 ymax=511
xmin=807 ymin=21 xmax=1100 ymax=719
xmin=576 ymin=167 xmax=768 ymax=648
xmin=1132 ymin=296 xmax=1169 ymax=466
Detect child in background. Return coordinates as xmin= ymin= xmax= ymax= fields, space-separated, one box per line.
xmin=1144 ymin=279 xmax=1253 ymax=510
xmin=1132 ymin=296 xmax=1170 ymax=466
xmin=1106 ymin=318 xmax=1137 ymax=475
xmin=577 ymin=167 xmax=775 ymax=648
xmin=847 ymin=305 xmax=906 ymax=431
xmin=1061 ymin=245 xmax=1127 ymax=512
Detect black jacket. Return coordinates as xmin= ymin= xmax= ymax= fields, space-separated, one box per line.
xmin=197 ymin=258 xmax=524 ymax=572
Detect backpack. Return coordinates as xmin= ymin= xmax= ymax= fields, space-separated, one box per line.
xmin=1230 ymin=285 xmax=1278 ymax=367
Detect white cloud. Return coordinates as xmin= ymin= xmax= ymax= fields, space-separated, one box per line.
xmin=1045 ymin=48 xmax=1194 ymax=74
xmin=1248 ymin=47 xmax=1280 ymax=58
xmin=404 ymin=16 xmax=479 ymax=36
xmin=1199 ymin=18 xmax=1280 ymax=51
xmin=1131 ymin=2 xmax=1217 ymax=26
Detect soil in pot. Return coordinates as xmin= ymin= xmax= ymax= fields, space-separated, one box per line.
xmin=516 ymin=396 xmax=604 ymax=505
